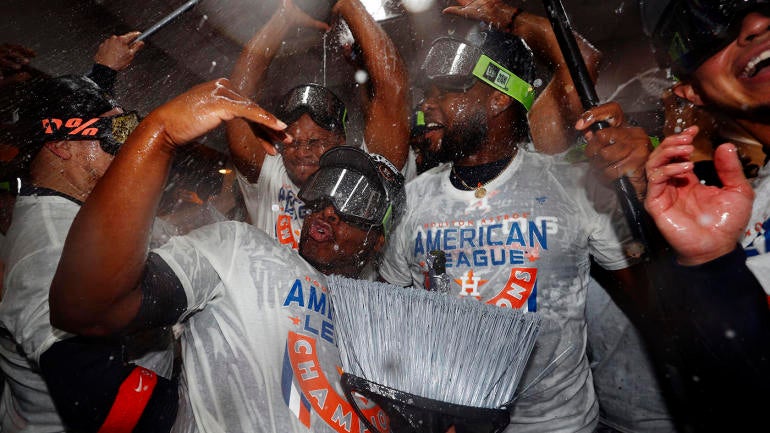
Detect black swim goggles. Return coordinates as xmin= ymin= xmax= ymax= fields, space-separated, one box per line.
xmin=277 ymin=84 xmax=348 ymax=133
xmin=39 ymin=111 xmax=140 ymax=155
xmin=298 ymin=147 xmax=402 ymax=235
xmin=642 ymin=0 xmax=770 ymax=76
xmin=421 ymin=37 xmax=534 ymax=111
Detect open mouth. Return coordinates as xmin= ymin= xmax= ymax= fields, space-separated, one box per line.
xmin=742 ymin=49 xmax=770 ymax=78
xmin=425 ymin=122 xmax=444 ymax=131
xmin=308 ymin=219 xmax=334 ymax=242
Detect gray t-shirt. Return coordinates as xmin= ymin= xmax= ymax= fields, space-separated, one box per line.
xmin=379 ymin=148 xmax=636 ymax=433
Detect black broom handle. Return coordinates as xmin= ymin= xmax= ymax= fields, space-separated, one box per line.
xmin=542 ymin=0 xmax=650 ymax=256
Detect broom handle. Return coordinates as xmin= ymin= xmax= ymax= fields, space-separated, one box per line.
xmin=541 ymin=0 xmax=651 ymax=257
xmin=136 ymin=0 xmax=200 ymax=42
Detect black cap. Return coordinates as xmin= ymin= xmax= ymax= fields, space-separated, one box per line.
xmin=1 ymin=74 xmax=118 ymax=168
xmin=471 ymin=27 xmax=535 ymax=85
xmin=639 ymin=0 xmax=769 ymax=76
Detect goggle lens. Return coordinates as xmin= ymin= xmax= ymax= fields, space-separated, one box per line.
xmin=279 ymin=85 xmax=347 ymax=133
xmin=299 ymin=166 xmax=388 ymax=228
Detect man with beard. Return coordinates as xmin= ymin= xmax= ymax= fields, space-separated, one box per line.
xmin=47 ymin=78 xmax=409 ymax=432
xmin=378 ymin=24 xmax=648 ymax=433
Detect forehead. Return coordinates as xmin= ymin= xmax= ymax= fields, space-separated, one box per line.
xmin=287 ymin=113 xmax=344 ymax=140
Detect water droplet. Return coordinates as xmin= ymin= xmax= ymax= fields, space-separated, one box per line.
xmin=197 ymin=15 xmax=208 ymax=31
xmin=355 ymin=70 xmax=368 ymax=84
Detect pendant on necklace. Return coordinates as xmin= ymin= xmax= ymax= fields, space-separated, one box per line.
xmin=475 ymin=186 xmax=486 ymax=198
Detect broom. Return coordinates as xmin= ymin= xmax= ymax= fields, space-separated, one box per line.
xmin=328 ymin=275 xmax=542 ymax=433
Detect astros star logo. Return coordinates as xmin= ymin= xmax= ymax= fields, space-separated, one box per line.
xmin=454 ymin=269 xmax=488 ymax=299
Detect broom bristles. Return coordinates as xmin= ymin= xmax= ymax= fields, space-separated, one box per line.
xmin=329 ymin=275 xmax=542 ymax=409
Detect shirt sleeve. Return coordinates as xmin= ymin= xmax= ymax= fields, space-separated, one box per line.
xmin=578 ymin=166 xmax=639 ymax=270
xmin=86 ymin=63 xmax=118 ymax=94
xmin=377 ymin=192 xmax=418 ymax=287
xmin=150 ymin=223 xmax=231 ymax=321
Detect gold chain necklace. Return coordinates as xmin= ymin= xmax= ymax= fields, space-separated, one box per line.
xmin=451 ymin=151 xmax=516 ymax=199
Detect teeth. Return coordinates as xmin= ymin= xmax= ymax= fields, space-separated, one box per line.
xmin=743 ymin=49 xmax=770 ymax=77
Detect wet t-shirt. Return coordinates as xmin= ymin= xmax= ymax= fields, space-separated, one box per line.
xmin=157 ymin=222 xmax=384 ymax=433
xmin=238 ymin=154 xmax=307 ymax=250
xmin=379 ymin=148 xmax=636 ymax=433
xmin=744 ymin=163 xmax=770 ymax=293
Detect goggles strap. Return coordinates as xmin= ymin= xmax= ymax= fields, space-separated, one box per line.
xmin=472 ymin=55 xmax=534 ymax=111
xmin=415 ymin=110 xmax=425 ymax=127
xmin=381 ymin=204 xmax=393 ymax=236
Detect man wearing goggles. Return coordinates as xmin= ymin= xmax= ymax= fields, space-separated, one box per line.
xmin=379 ymin=3 xmax=654 ymax=433
xmin=298 ymin=146 xmax=405 ymax=276
xmin=0 ymin=75 xmax=177 ymax=433
xmin=225 ymin=0 xmax=409 ymax=251
xmin=46 ymin=78 xmax=410 ymax=432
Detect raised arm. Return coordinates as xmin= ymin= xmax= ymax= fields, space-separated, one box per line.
xmin=226 ymin=0 xmax=328 ymax=182
xmin=88 ymin=31 xmax=145 ymax=93
xmin=50 ymin=78 xmax=289 ymax=336
xmin=444 ymin=0 xmax=602 ymax=154
xmin=332 ymin=0 xmax=410 ymax=169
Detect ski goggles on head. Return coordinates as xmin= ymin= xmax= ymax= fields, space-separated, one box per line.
xmin=299 ymin=165 xmax=391 ymax=231
xmin=421 ymin=37 xmax=534 ymax=111
xmin=277 ymin=84 xmax=348 ymax=133
xmin=39 ymin=111 xmax=140 ymax=155
xmin=644 ymin=0 xmax=770 ymax=76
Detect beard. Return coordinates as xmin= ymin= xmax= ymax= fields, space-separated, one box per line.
xmin=436 ymin=108 xmax=488 ymax=163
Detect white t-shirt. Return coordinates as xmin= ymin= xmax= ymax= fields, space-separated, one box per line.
xmin=379 ymin=148 xmax=636 ymax=433
xmin=744 ymin=162 xmax=770 ymax=292
xmin=0 ymin=193 xmax=173 ymax=433
xmin=0 ymin=194 xmax=74 ymax=432
xmin=238 ymin=154 xmax=306 ymax=250
xmin=157 ymin=222 xmax=386 ymax=433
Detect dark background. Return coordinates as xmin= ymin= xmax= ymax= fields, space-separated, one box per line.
xmin=0 ymin=0 xmax=670 ymax=152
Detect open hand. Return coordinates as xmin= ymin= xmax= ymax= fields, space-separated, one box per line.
xmin=144 ymin=78 xmax=291 ymax=153
xmin=645 ymin=126 xmax=754 ymax=265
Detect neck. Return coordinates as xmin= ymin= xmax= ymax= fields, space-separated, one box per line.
xmin=30 ymin=160 xmax=91 ymax=202
xmin=455 ymin=142 xmax=518 ymax=167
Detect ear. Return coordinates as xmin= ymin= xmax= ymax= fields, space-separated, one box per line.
xmin=370 ymin=232 xmax=386 ymax=255
xmin=672 ymin=82 xmax=705 ymax=106
xmin=44 ymin=141 xmax=72 ymax=160
xmin=488 ymin=92 xmax=514 ymax=117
